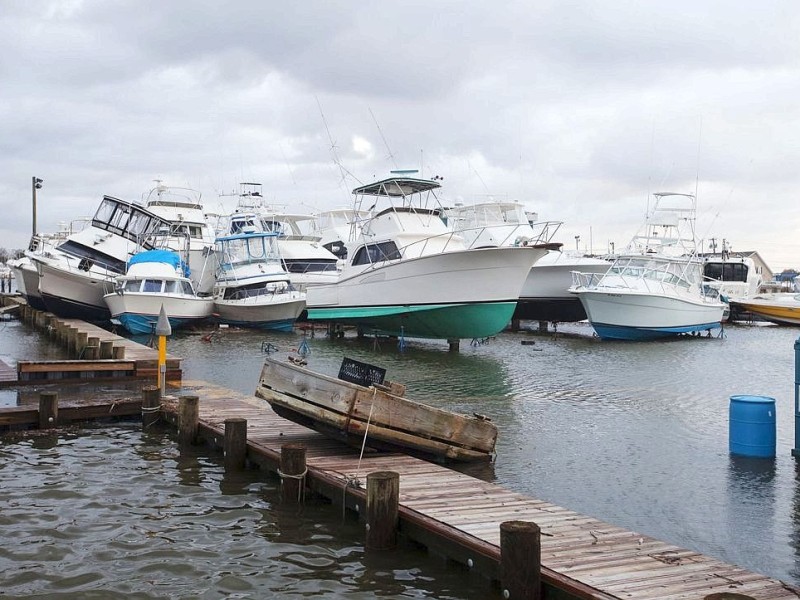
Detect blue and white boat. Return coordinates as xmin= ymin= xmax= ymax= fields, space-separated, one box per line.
xmin=103 ymin=249 xmax=213 ymax=335
xmin=212 ymin=227 xmax=306 ymax=330
xmin=569 ymin=192 xmax=726 ymax=340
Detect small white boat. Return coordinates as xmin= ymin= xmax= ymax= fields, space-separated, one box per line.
xmin=305 ymin=172 xmax=550 ymax=340
xmin=104 ymin=249 xmax=213 ymax=335
xmin=213 ymin=229 xmax=306 ymax=330
xmin=570 ymin=192 xmax=726 ymax=340
xmin=730 ymin=293 xmax=800 ymax=326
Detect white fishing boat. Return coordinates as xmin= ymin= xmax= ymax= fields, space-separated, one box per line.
xmin=142 ymin=182 xmax=218 ymax=295
xmin=104 ymin=249 xmax=212 ymax=335
xmin=30 ymin=196 xmax=172 ymax=320
xmin=305 ymin=172 xmax=551 ymax=340
xmin=232 ymin=183 xmax=339 ymax=291
xmin=569 ymin=192 xmax=726 ymax=340
xmin=213 ymin=227 xmax=306 ymax=330
xmin=445 ymin=200 xmax=608 ymax=322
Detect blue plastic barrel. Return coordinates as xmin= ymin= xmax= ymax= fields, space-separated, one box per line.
xmin=729 ymin=395 xmax=776 ymax=458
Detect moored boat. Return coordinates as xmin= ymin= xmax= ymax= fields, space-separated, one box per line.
xmin=104 ymin=249 xmax=213 ymax=335
xmin=305 ymin=173 xmax=550 ymax=340
xmin=212 ymin=227 xmax=306 ymax=330
xmin=569 ymin=192 xmax=726 ymax=340
xmin=255 ymin=356 xmax=498 ymax=462
xmin=729 ymin=293 xmax=800 ymax=326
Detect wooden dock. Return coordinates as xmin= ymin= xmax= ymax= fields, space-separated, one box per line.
xmin=153 ymin=381 xmax=798 ymax=600
xmin=2 ymin=299 xmax=181 ymax=385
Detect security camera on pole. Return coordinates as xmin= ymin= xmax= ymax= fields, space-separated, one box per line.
xmin=155 ymin=304 xmax=172 ymax=396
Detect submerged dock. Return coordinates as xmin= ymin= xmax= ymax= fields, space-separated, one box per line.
xmin=3 ymin=376 xmax=797 ymax=599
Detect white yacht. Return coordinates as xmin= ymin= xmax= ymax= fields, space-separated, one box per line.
xmin=104 ymin=249 xmax=213 ymax=335
xmin=305 ymin=173 xmax=550 ymax=340
xmin=569 ymin=192 xmax=726 ymax=340
xmin=30 ymin=196 xmax=172 ymax=320
xmin=213 ymin=226 xmax=306 ymax=330
xmin=701 ymin=241 xmax=763 ymax=321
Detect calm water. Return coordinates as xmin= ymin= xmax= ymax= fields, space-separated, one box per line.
xmin=3 ymin=315 xmax=800 ymax=596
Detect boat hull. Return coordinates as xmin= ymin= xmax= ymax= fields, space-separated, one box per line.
xmin=213 ymin=295 xmax=306 ymax=331
xmin=105 ymin=293 xmax=213 ymax=335
xmin=730 ymin=295 xmax=800 ymax=326
xmin=255 ymin=357 xmax=497 ymax=462
xmin=575 ymin=290 xmax=725 ymax=340
xmin=10 ymin=259 xmax=47 ymax=311
xmin=306 ymin=246 xmax=544 ymax=339
xmin=35 ymin=258 xmax=113 ymax=320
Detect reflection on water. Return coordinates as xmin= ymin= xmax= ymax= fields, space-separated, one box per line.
xmin=5 ymin=316 xmax=800 ymax=588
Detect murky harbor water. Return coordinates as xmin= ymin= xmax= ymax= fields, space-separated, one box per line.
xmin=3 ymin=315 xmax=800 ymax=595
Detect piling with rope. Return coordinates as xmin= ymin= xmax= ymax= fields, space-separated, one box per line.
xmin=280 ymin=443 xmax=307 ymax=504
xmin=366 ymin=470 xmax=399 ymax=550
xmin=141 ymin=385 xmax=161 ymax=429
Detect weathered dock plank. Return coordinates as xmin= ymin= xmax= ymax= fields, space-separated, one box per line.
xmin=157 ymin=381 xmax=800 ymax=600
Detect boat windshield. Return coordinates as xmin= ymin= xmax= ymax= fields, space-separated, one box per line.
xmin=609 ymin=256 xmax=702 ymax=288
xmin=218 ymin=234 xmax=282 ymax=267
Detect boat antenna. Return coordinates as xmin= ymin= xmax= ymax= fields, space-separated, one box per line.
xmin=369 ymin=107 xmax=398 ymax=169
xmin=316 ymin=95 xmax=361 ymax=187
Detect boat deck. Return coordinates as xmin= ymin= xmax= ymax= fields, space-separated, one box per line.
xmin=166 ymin=380 xmax=799 ymax=600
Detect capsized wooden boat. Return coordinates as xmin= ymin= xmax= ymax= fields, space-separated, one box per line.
xmin=255 ymin=356 xmax=498 ymax=462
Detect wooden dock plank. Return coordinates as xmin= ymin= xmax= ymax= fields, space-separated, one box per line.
xmin=161 ymin=381 xmax=800 ymax=600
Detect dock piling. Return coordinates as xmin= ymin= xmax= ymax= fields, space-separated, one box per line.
xmin=178 ymin=395 xmax=199 ymax=446
xmin=366 ymin=470 xmax=399 ymax=550
xmin=280 ymin=443 xmax=307 ymax=504
xmin=141 ymin=385 xmax=161 ymax=429
xmin=224 ymin=418 xmax=248 ymax=472
xmin=99 ymin=340 xmax=114 ymax=359
xmin=500 ymin=520 xmax=541 ymax=600
xmin=38 ymin=391 xmax=58 ymax=429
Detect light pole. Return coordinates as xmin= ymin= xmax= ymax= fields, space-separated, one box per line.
xmin=574 ymin=235 xmax=580 ymax=253
xmin=32 ymin=177 xmax=43 ymax=236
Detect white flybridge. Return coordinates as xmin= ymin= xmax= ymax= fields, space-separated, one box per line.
xmin=231 ymin=183 xmax=340 ymax=291
xmin=569 ymin=191 xmax=726 ymax=341
xmin=142 ymin=182 xmax=218 ymax=295
xmin=444 ymin=200 xmax=609 ymax=322
xmin=304 ymin=171 xmax=552 ymax=341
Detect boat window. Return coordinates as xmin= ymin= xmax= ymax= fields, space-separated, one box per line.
xmin=143 ymin=279 xmax=163 ymax=293
xmin=182 ymin=281 xmax=194 ymax=295
xmin=351 ymin=242 xmax=401 ymax=266
xmin=124 ymin=280 xmax=141 ymax=292
xmin=93 ymin=199 xmax=116 ymax=224
xmin=188 ymin=225 xmax=203 ymax=239
xmin=109 ymin=205 xmax=132 ymax=232
xmin=283 ymin=258 xmax=338 ymax=273
xmin=247 ymin=236 xmax=266 ymax=259
xmin=262 ymin=220 xmax=285 ymax=236
xmin=704 ymin=262 xmax=749 ymax=283
xmin=164 ymin=280 xmax=180 ymax=294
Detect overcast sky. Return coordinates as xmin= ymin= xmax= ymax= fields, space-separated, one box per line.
xmin=2 ymin=1 xmax=798 ymax=271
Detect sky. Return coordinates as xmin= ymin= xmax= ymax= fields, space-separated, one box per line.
xmin=1 ymin=1 xmax=799 ymax=272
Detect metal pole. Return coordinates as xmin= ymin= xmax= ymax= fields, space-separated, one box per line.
xmin=793 ymin=336 xmax=800 ymax=457
xmin=158 ymin=334 xmax=167 ymax=396
xmin=32 ymin=176 xmax=37 ymax=236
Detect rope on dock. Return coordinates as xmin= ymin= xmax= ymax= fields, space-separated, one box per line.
xmin=277 ymin=466 xmax=307 ymax=503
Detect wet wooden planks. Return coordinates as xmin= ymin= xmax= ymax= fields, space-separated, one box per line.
xmin=173 ymin=381 xmax=800 ymax=600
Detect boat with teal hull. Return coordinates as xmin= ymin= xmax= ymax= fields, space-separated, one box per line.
xmin=306 ymin=301 xmax=517 ymax=339
xmin=117 ymin=313 xmax=193 ymax=336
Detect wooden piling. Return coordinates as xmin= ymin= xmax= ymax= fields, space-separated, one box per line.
xmin=75 ymin=331 xmax=88 ymax=357
xmin=224 ymin=418 xmax=248 ymax=472
xmin=366 ymin=470 xmax=400 ymax=550
xmin=112 ymin=345 xmax=126 ymax=359
xmin=500 ymin=520 xmax=541 ymax=600
xmin=85 ymin=337 xmax=100 ymax=360
xmin=141 ymin=385 xmax=161 ymax=429
xmin=38 ymin=391 xmax=58 ymax=429
xmin=280 ymin=443 xmax=307 ymax=504
xmin=99 ymin=340 xmax=114 ymax=359
xmin=178 ymin=395 xmax=199 ymax=446
xmin=447 ymin=339 xmax=460 ymax=353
